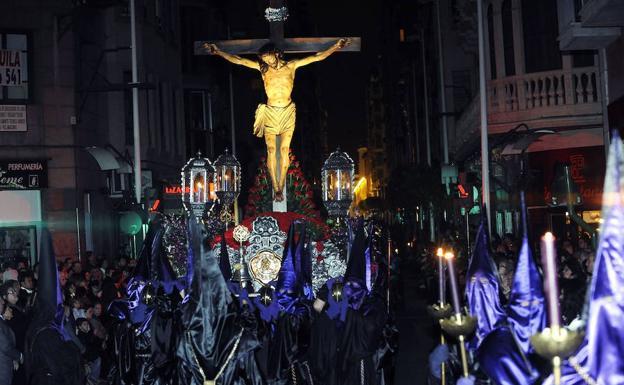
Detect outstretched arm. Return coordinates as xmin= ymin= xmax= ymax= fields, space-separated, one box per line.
xmin=204 ymin=43 xmax=259 ymax=70
xmin=293 ymin=38 xmax=351 ymax=69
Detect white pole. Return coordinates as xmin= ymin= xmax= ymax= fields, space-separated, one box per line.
xmin=130 ymin=0 xmax=142 ymax=204
xmin=436 ymin=0 xmax=449 ymax=164
xmin=478 ymin=0 xmax=492 ymax=235
xmin=421 ymin=29 xmax=432 ymax=167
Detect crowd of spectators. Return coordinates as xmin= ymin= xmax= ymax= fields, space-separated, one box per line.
xmin=0 ymin=252 xmax=135 ymax=385
xmin=490 ymin=232 xmax=595 ymax=324
xmin=403 ymin=229 xmax=596 ymax=326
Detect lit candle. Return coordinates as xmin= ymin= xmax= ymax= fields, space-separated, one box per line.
xmin=337 ymin=171 xmax=342 ymax=200
xmin=194 ymin=180 xmax=204 ymax=202
xmin=224 ymin=173 xmax=230 ymax=191
xmin=445 ymin=251 xmax=461 ymax=316
xmin=437 ymin=248 xmax=446 ymax=305
xmin=540 ymin=232 xmax=561 ymax=330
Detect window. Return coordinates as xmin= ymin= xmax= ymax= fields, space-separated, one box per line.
xmin=502 ymin=0 xmax=515 ymax=76
xmin=0 ymin=32 xmax=30 ymax=102
xmin=522 ymin=0 xmax=562 ymax=73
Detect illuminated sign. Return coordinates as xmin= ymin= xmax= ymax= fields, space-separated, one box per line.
xmin=0 ymin=159 xmax=47 ymax=189
xmin=163 ymin=183 xmax=215 ymax=199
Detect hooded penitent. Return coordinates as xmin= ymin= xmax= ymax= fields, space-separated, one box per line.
xmin=465 ymin=211 xmax=506 ymax=349
xmin=507 ymin=191 xmax=546 ymax=354
xmin=177 ymin=216 xmax=263 ymax=385
xmin=477 ymin=192 xmax=546 ymax=385
xmin=343 ymin=220 xmax=370 ymax=310
xmin=336 ymin=222 xmax=389 ymax=385
xmin=25 ymin=229 xmax=82 ymax=385
xmin=219 ymin=233 xmax=232 ymax=281
xmin=275 ymin=223 xmax=301 ymax=314
xmin=544 ymin=131 xmax=624 ymax=385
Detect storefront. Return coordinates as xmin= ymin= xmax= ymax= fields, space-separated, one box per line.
xmin=526 ymin=146 xmax=605 ymax=240
xmin=0 ymin=159 xmax=47 ymax=266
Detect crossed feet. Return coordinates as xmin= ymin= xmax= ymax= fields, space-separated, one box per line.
xmin=274 ymin=190 xmax=284 ymax=202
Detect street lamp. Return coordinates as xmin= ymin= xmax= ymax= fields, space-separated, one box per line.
xmin=181 ymin=151 xmax=216 ymax=220
xmin=214 ymin=148 xmax=241 ymax=224
xmin=322 ymin=148 xmax=355 ymax=217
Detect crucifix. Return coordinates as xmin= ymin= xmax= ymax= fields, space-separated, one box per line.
xmin=195 ymin=0 xmax=360 ymax=207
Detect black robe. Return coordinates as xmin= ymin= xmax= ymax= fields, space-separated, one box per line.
xmin=265 ymin=309 xmax=314 ymax=385
xmin=176 ymin=220 xmax=264 ymax=385
xmin=25 ymin=325 xmax=83 ymax=385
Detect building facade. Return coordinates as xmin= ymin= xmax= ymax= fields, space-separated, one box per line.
xmin=0 ymin=0 xmax=187 ymax=263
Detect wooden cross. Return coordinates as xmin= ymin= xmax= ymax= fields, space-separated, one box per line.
xmin=194 ymin=0 xmax=361 ymax=55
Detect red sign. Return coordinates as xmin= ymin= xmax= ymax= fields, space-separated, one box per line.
xmin=528 ymin=146 xmax=605 ymax=209
xmin=164 ymin=185 xmax=190 ymax=195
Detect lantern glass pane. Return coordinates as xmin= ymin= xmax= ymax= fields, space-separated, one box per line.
xmin=225 ymin=168 xmax=234 ymax=192
xmin=339 ymin=169 xmax=351 ymax=198
xmin=192 ymin=172 xmax=206 ymax=204
xmin=327 ymin=170 xmax=338 ymax=201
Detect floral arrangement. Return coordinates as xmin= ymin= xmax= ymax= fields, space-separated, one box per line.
xmin=245 ymin=151 xmax=321 ymax=220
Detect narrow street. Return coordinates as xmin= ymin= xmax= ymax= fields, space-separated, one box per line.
xmin=394 ymin=256 xmax=436 ymax=385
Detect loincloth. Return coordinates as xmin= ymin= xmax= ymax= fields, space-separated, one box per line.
xmin=253 ymin=102 xmax=296 ymax=138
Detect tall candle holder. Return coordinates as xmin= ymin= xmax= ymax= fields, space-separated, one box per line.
xmin=439 ymin=251 xmax=477 ymax=378
xmin=232 ymin=224 xmax=252 ymax=290
xmin=427 ymin=247 xmax=453 ymax=385
xmin=530 ymin=232 xmax=583 ymax=385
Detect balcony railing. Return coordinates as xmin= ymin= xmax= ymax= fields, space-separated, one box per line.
xmin=453 ymin=66 xmax=603 ymax=155
xmin=487 ymin=66 xmax=602 ymax=133
xmin=490 ymin=66 xmax=599 ymax=112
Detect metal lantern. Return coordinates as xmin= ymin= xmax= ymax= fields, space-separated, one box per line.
xmin=214 ymin=148 xmax=241 ymax=223
xmin=322 ymin=148 xmax=355 ymax=217
xmin=181 ymin=151 xmax=216 ymax=219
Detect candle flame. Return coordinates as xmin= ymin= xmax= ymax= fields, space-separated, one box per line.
xmin=444 ymin=251 xmax=455 ymax=260
xmin=543 ymin=232 xmax=555 ymax=242
xmin=436 ymin=247 xmax=444 ymax=257
xmin=195 ymin=181 xmax=203 ymax=189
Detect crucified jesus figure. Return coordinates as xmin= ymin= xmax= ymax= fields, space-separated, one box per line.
xmin=205 ymin=38 xmax=351 ymax=202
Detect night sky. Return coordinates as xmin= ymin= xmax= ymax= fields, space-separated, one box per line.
xmin=218 ymin=0 xmax=388 ymax=158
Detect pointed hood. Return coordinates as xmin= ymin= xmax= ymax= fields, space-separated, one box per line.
xmin=219 ymin=234 xmax=232 ymax=281
xmin=277 ymin=224 xmax=297 ymax=292
xmin=507 ymin=191 xmax=546 ymax=354
xmin=345 ymin=219 xmax=368 ymax=284
xmin=34 ymin=228 xmax=64 ymax=328
xmin=465 ymin=210 xmax=506 ymax=349
xmin=541 ymin=133 xmax=624 ymax=385
xmin=293 ymin=222 xmax=314 ymax=300
xmin=583 ymin=131 xmax=624 ymax=382
xmin=276 ymin=224 xmax=299 ymax=312
xmin=177 ymin=216 xmax=236 ymax=382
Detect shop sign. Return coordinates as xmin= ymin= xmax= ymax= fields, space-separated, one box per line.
xmin=0 ymin=49 xmax=24 ymax=86
xmin=0 ymin=105 xmax=26 ymax=131
xmin=0 ymin=159 xmax=47 ymax=189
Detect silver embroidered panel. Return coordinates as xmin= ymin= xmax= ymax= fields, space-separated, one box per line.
xmin=212 ymin=216 xmax=348 ymax=293
xmin=312 ymin=239 xmax=347 ymax=293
